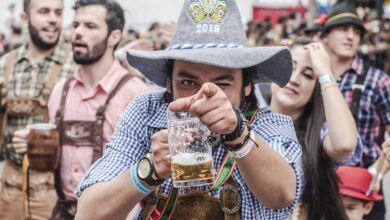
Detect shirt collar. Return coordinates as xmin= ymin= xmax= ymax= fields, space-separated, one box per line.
xmin=146 ymin=93 xmax=169 ymax=129
xmin=348 ymin=56 xmax=365 ymax=76
xmin=15 ymin=37 xmax=69 ymax=65
xmin=73 ymin=59 xmax=128 ymax=94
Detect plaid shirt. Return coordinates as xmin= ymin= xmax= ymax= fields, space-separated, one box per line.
xmin=77 ymin=90 xmax=303 ymax=219
xmin=0 ymin=38 xmax=76 ymax=165
xmin=339 ymin=56 xmax=390 ymax=167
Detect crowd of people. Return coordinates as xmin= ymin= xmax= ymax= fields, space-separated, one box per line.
xmin=0 ymin=0 xmax=389 ymax=220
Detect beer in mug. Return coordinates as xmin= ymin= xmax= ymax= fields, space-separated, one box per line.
xmin=27 ymin=123 xmax=60 ymax=171
xmin=168 ymin=111 xmax=215 ymax=187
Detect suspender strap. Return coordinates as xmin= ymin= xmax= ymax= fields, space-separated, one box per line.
xmin=38 ymin=45 xmax=71 ymax=122
xmin=350 ymin=62 xmax=368 ymax=121
xmin=0 ymin=50 xmax=17 ymax=152
xmin=42 ymin=43 xmax=72 ymax=103
xmin=93 ymin=73 xmax=133 ymax=162
xmin=54 ymin=77 xmax=74 ymax=200
xmin=40 ymin=62 xmax=63 ymax=122
xmin=2 ymin=50 xmax=18 ymax=101
xmin=55 ymin=77 xmax=74 ymax=128
xmin=55 ymin=73 xmax=133 ymax=199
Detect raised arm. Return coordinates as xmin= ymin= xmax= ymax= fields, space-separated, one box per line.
xmin=307 ymin=43 xmax=358 ymax=162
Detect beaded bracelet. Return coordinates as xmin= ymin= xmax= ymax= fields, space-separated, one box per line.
xmin=130 ymin=164 xmax=153 ymax=195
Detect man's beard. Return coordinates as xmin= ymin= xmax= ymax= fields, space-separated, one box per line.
xmin=29 ymin=21 xmax=60 ymax=50
xmin=73 ymin=38 xmax=107 ymax=65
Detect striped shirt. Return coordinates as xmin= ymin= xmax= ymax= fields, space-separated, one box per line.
xmin=77 ymin=90 xmax=303 ymax=219
xmin=339 ymin=56 xmax=390 ymax=167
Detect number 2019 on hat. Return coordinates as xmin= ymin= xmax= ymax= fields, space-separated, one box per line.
xmin=196 ymin=24 xmax=220 ymax=33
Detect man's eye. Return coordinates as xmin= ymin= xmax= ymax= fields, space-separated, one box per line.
xmin=182 ymin=80 xmax=197 ymax=87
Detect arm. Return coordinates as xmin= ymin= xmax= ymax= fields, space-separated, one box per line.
xmin=76 ymin=165 xmax=151 ymax=220
xmin=169 ymin=83 xmax=299 ymax=209
xmin=380 ymin=138 xmax=390 ymax=174
xmin=76 ymin=96 xmax=157 ymax=219
xmin=307 ymin=43 xmax=358 ymax=162
xmin=76 ymin=129 xmax=169 ymax=220
xmin=367 ymin=138 xmax=390 ymax=192
xmin=229 ymin=127 xmax=297 ymax=209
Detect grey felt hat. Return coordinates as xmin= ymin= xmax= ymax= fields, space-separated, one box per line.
xmin=127 ymin=0 xmax=292 ymax=88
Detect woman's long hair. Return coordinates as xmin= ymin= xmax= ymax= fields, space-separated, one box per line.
xmin=296 ymin=81 xmax=348 ymax=220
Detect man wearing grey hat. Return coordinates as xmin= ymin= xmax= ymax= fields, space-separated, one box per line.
xmin=75 ymin=1 xmax=303 ymax=219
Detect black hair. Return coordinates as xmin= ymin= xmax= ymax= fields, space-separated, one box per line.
xmin=321 ymin=23 xmax=365 ymax=39
xmin=23 ymin=0 xmax=32 ymax=13
xmin=288 ymin=40 xmax=348 ymax=220
xmin=73 ymin=0 xmax=124 ymax=35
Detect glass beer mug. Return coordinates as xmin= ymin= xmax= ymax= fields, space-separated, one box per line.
xmin=167 ymin=111 xmax=215 ymax=187
xmin=27 ymin=123 xmax=60 ymax=171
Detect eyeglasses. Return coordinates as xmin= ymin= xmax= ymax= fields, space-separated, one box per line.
xmin=383 ymin=29 xmax=390 ymax=33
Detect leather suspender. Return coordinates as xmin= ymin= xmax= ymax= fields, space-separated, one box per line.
xmin=54 ymin=77 xmax=74 ymax=200
xmin=54 ymin=73 xmax=133 ymax=199
xmin=350 ymin=61 xmax=368 ymax=121
xmin=0 ymin=50 xmax=17 ymax=151
xmin=93 ymin=74 xmax=133 ymax=162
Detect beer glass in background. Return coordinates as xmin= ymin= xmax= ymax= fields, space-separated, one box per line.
xmin=27 ymin=123 xmax=60 ymax=171
xmin=167 ymin=111 xmax=215 ymax=187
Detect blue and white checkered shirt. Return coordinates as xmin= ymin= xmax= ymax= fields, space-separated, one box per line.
xmin=76 ymin=90 xmax=303 ymax=219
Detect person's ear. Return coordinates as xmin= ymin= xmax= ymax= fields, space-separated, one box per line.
xmin=21 ymin=12 xmax=29 ymax=29
xmin=244 ymin=83 xmax=251 ymax=96
xmin=363 ymin=201 xmax=374 ymax=215
xmin=108 ymin=29 xmax=122 ymax=48
xmin=166 ymin=78 xmax=172 ymax=93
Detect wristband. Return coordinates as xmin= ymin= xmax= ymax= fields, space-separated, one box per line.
xmin=130 ymin=164 xmax=153 ymax=195
xmin=319 ymin=74 xmax=336 ymax=85
xmin=229 ymin=130 xmax=256 ymax=159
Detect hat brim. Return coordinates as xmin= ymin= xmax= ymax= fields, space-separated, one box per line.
xmin=340 ymin=187 xmax=384 ymax=202
xmin=323 ymin=17 xmax=366 ymax=34
xmin=304 ymin=24 xmax=322 ymax=34
xmin=126 ymin=47 xmax=292 ymax=88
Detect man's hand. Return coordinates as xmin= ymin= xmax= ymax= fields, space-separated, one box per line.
xmin=150 ymin=129 xmax=171 ymax=179
xmin=168 ymin=82 xmax=237 ymax=135
xmin=12 ymin=128 xmax=30 ymax=154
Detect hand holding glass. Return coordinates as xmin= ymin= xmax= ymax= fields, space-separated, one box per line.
xmin=168 ymin=111 xmax=215 ymax=187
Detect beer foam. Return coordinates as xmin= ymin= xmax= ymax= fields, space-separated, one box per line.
xmin=172 ymin=152 xmax=212 ymax=165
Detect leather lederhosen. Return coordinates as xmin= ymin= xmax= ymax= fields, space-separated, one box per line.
xmin=52 ymin=74 xmax=133 ymax=220
xmin=0 ymin=49 xmax=64 ymax=164
xmin=142 ymin=177 xmax=241 ymax=220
